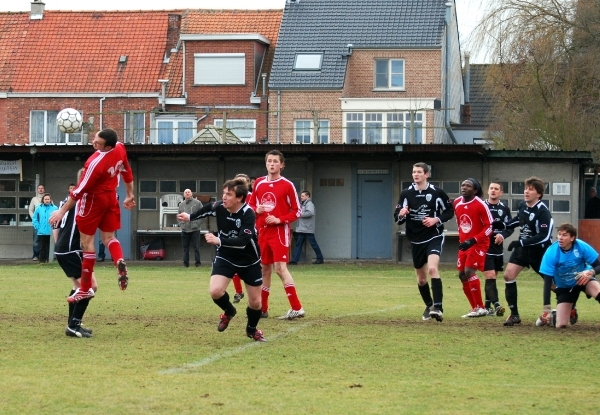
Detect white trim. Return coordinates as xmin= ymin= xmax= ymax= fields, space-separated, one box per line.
xmin=0 ymin=93 xmax=7 ymax=99
xmin=181 ymin=34 xmax=270 ymax=44
xmin=194 ymin=53 xmax=245 ymax=58
xmin=164 ymin=98 xmax=187 ymax=105
xmin=340 ymin=98 xmax=438 ymax=111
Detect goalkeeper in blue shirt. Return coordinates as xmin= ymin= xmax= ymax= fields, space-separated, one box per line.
xmin=539 ymin=223 xmax=600 ymax=328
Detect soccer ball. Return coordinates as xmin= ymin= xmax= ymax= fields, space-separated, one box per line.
xmin=56 ymin=108 xmax=82 ymax=133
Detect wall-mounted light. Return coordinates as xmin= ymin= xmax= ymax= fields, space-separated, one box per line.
xmin=394 ymin=145 xmax=403 ymax=152
xmin=29 ymin=146 xmax=37 ymax=155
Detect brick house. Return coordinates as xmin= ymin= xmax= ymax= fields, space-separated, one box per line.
xmin=268 ymin=0 xmax=464 ymax=145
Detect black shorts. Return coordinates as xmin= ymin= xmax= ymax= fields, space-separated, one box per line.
xmin=508 ymin=246 xmax=546 ymax=274
xmin=55 ymin=251 xmax=82 ymax=279
xmin=211 ymin=257 xmax=263 ymax=287
xmin=484 ymin=255 xmax=504 ymax=272
xmin=411 ymin=236 xmax=444 ymax=269
xmin=555 ymin=278 xmax=597 ymax=304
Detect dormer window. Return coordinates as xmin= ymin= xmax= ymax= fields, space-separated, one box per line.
xmin=294 ymin=53 xmax=323 ymax=70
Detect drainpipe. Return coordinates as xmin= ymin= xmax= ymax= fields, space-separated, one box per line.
xmin=444 ymin=2 xmax=458 ymax=144
xmin=277 ymin=90 xmax=281 ymax=144
xmin=99 ymin=96 xmax=106 ymax=130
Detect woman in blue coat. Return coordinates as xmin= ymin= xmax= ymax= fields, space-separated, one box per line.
xmin=33 ymin=194 xmax=58 ymax=263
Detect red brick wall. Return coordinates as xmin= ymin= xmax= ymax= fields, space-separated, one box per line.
xmin=343 ymin=49 xmax=442 ymax=98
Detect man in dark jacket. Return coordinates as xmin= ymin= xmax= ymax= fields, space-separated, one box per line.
xmin=290 ymin=191 xmax=324 ymax=265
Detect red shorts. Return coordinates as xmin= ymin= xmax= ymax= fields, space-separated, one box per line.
xmin=258 ymin=225 xmax=291 ymax=264
xmin=457 ymin=244 xmax=488 ymax=272
xmin=75 ymin=192 xmax=120 ymax=235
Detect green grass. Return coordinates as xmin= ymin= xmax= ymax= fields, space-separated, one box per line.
xmin=1 ymin=262 xmax=599 ymax=414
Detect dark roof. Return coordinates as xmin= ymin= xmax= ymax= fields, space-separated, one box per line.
xmin=269 ymin=0 xmax=446 ymax=90
xmin=468 ymin=64 xmax=495 ymax=125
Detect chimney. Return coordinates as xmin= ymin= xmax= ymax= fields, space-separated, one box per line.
xmin=164 ymin=14 xmax=182 ymax=63
xmin=30 ymin=0 xmax=45 ymax=20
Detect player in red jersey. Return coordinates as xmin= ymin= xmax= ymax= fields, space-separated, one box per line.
xmin=249 ymin=150 xmax=304 ymax=319
xmin=50 ymin=128 xmax=135 ymax=303
xmin=453 ymin=178 xmax=493 ymax=318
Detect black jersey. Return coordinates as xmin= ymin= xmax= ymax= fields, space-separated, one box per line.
xmin=190 ymin=201 xmax=260 ymax=266
xmin=484 ymin=200 xmax=513 ymax=256
xmin=506 ymin=200 xmax=553 ymax=249
xmin=393 ymin=182 xmax=454 ymax=243
xmin=54 ymin=198 xmax=81 ymax=255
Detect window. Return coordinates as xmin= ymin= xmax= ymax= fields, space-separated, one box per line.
xmin=194 ymin=53 xmax=245 ymax=85
xmin=365 ymin=113 xmax=383 ymax=144
xmin=139 ymin=197 xmax=157 ymax=210
xmin=345 ymin=111 xmax=423 ymax=144
xmin=156 ymin=118 xmax=195 ymax=144
xmin=199 ymin=180 xmax=217 ymax=194
xmin=139 ymin=181 xmax=157 ymax=193
xmin=346 ymin=113 xmax=364 ymax=144
xmin=214 ymin=119 xmax=256 ymax=143
xmin=293 ymin=53 xmax=323 ymax=70
xmin=374 ymin=59 xmax=404 ymax=89
xmin=442 ymin=182 xmax=460 ymax=194
xmin=0 ymin=180 xmax=16 ymax=192
xmin=179 ymin=180 xmax=196 ymax=193
xmin=124 ymin=112 xmax=146 ymax=144
xmin=30 ymin=110 xmax=82 ymax=144
xmin=160 ymin=181 xmax=177 ymax=193
xmin=293 ymin=120 xmax=329 ymax=144
xmin=553 ymin=200 xmax=570 ymax=213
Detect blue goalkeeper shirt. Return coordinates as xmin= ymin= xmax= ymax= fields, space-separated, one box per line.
xmin=539 ymin=239 xmax=598 ymax=289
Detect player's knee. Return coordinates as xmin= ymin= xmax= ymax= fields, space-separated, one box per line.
xmin=426 ymin=266 xmax=438 ymax=277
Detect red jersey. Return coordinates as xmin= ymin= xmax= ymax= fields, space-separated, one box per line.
xmin=249 ymin=176 xmax=301 ymax=229
xmin=72 ymin=142 xmax=133 ymax=200
xmin=453 ymin=196 xmax=493 ymax=247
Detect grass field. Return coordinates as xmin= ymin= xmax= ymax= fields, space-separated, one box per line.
xmin=1 ymin=261 xmax=599 ymax=415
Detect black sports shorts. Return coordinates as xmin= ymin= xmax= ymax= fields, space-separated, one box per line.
xmin=411 ymin=236 xmax=444 ymax=269
xmin=484 ymin=255 xmax=504 ymax=272
xmin=211 ymin=257 xmax=263 ymax=287
xmin=508 ymin=246 xmax=546 ymax=275
xmin=55 ymin=251 xmax=83 ymax=279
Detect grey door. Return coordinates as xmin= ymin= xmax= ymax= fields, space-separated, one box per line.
xmin=116 ymin=180 xmax=131 ymax=260
xmin=357 ymin=174 xmax=392 ymax=258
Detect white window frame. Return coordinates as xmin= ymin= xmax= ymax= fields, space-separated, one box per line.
xmin=30 ymin=110 xmax=83 ymax=144
xmin=194 ymin=53 xmax=245 ymax=85
xmin=344 ymin=111 xmax=423 ymax=144
xmin=213 ymin=119 xmax=256 ymax=143
xmin=294 ymin=119 xmax=330 ymax=144
xmin=374 ymin=59 xmax=405 ymax=90
xmin=124 ymin=112 xmax=146 ymax=144
xmin=154 ymin=117 xmax=196 ymax=144
xmin=293 ymin=53 xmax=323 ymax=70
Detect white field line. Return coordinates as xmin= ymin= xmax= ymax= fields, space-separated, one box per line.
xmin=159 ymin=305 xmax=405 ymax=375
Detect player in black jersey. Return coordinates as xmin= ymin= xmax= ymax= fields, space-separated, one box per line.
xmin=394 ymin=162 xmax=454 ymax=322
xmin=178 ymin=178 xmax=265 ymax=342
xmin=483 ymin=182 xmax=513 ymax=316
xmin=55 ymin=172 xmax=97 ymax=338
xmin=492 ymin=177 xmax=554 ymax=326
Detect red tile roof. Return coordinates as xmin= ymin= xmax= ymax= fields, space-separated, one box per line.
xmin=0 ymin=9 xmax=283 ymax=96
xmin=0 ymin=10 xmax=179 ymax=93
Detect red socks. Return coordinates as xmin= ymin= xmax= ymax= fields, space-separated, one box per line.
xmin=284 ymin=283 xmax=302 ymax=310
xmin=261 ymin=286 xmax=270 ymax=313
xmin=81 ymin=252 xmax=96 ymax=291
xmin=106 ymin=238 xmax=124 ymax=265
xmin=463 ymin=276 xmax=484 ymax=309
xmin=232 ymin=275 xmax=243 ymax=294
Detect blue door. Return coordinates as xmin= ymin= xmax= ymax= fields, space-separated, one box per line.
xmin=357 ymin=174 xmax=392 ymax=258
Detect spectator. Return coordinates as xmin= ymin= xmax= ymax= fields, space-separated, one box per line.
xmin=290 ymin=191 xmax=324 ymax=265
xmin=32 ymin=193 xmax=58 ymax=263
xmin=177 ymin=189 xmax=203 ymax=267
xmin=29 ymin=184 xmax=45 ymax=260
xmin=584 ymin=187 xmax=600 ymax=219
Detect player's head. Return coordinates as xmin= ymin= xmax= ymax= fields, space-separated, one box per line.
xmin=525 ymin=176 xmax=545 ymax=199
xmin=96 ymin=128 xmax=119 ymax=149
xmin=234 ymin=173 xmax=251 ymax=187
xmin=265 ymin=150 xmax=285 ymax=174
xmin=68 ymin=183 xmax=76 ymax=192
xmin=466 ymin=178 xmax=483 ymax=198
xmin=557 ymin=223 xmax=577 ymax=238
xmin=488 ymin=181 xmax=504 ymax=200
xmin=223 ymin=178 xmax=248 ymax=203
xmin=412 ymin=162 xmax=430 ymax=183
